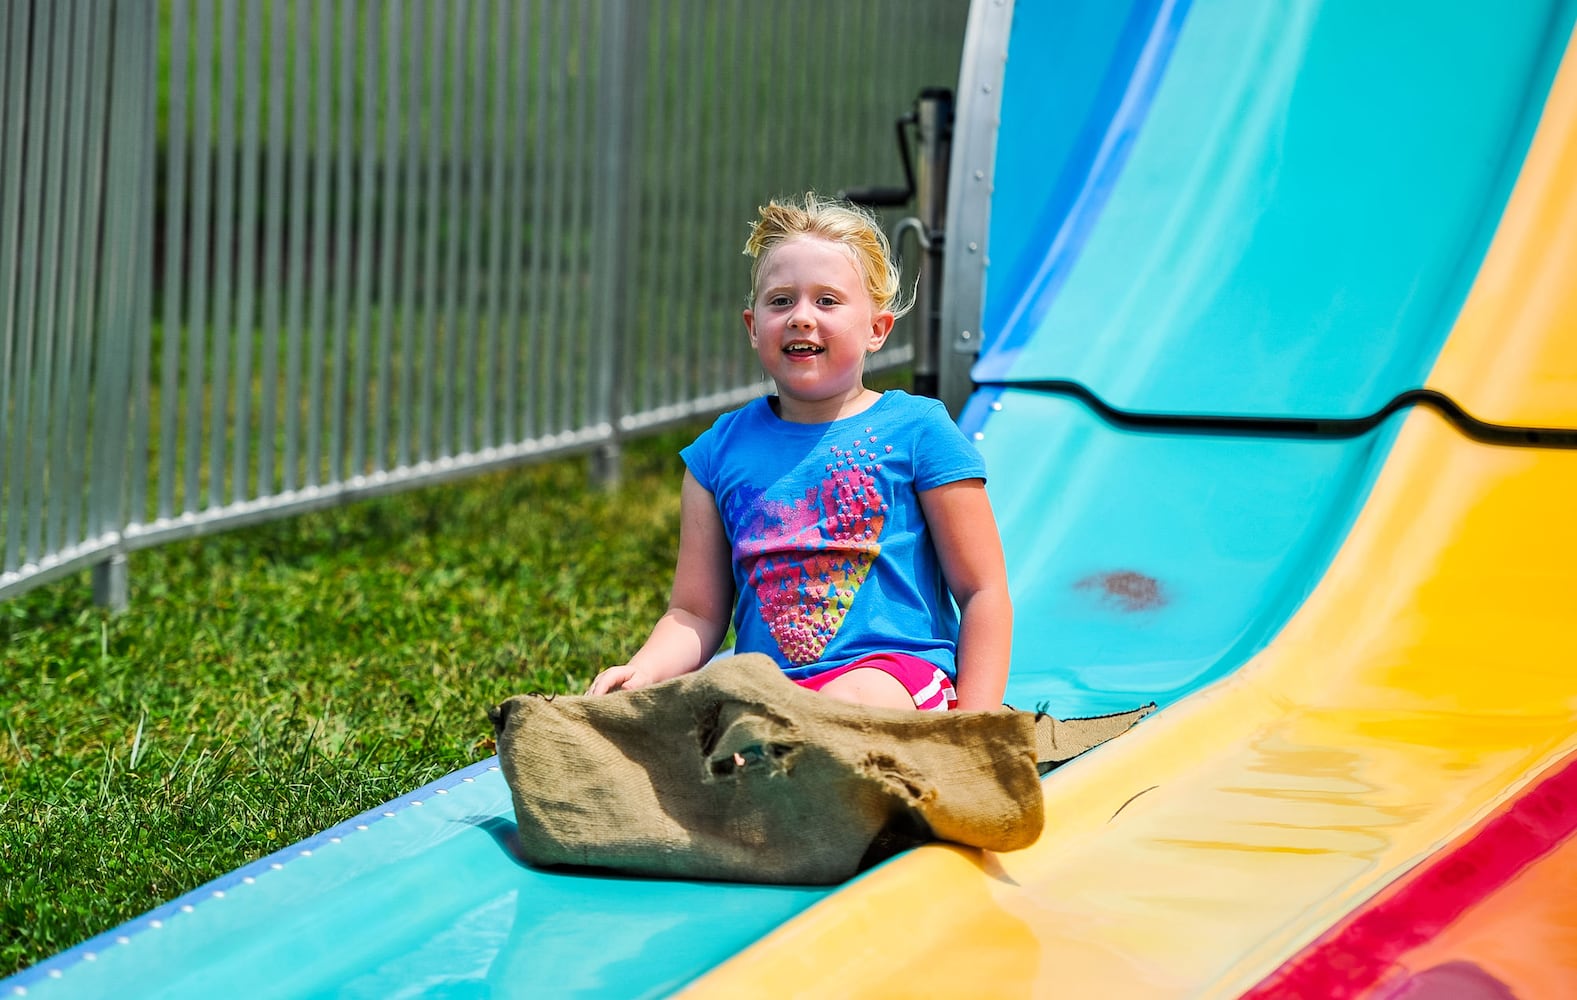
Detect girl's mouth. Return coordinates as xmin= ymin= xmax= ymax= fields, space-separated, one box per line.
xmin=784 ymin=342 xmax=824 ymax=356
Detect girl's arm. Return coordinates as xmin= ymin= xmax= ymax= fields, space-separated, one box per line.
xmin=588 ymin=470 xmax=735 ymax=694
xmin=919 ymin=478 xmax=1013 ymax=711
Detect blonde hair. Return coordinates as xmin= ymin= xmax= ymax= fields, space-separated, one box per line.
xmin=743 ymin=193 xmax=913 ymax=319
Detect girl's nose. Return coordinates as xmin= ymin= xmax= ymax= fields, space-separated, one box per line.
xmin=788 ymin=304 xmax=815 ymax=329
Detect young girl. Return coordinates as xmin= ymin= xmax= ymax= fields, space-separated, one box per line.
xmin=589 ymin=193 xmax=1012 ymax=711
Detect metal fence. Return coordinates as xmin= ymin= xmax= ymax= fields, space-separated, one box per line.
xmin=0 ymin=0 xmax=967 ymax=606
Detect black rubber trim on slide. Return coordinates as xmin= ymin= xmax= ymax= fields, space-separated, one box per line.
xmin=995 ymin=380 xmax=1577 ymax=450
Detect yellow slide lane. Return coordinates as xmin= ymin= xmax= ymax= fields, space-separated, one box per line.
xmin=1427 ymin=32 xmax=1577 ymax=428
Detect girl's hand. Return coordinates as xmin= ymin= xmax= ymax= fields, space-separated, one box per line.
xmin=587 ymin=664 xmax=651 ymax=695
xmin=588 ymin=471 xmax=734 ymax=697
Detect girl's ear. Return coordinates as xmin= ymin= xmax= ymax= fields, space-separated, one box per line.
xmin=742 ymin=308 xmax=757 ymax=347
xmin=866 ymin=310 xmax=896 ymax=353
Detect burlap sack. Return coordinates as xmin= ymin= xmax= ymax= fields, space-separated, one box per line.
xmin=489 ymin=653 xmax=1150 ymax=885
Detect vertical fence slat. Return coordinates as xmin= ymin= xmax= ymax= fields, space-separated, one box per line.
xmin=351 ymin=0 xmax=379 ymax=478
xmin=231 ymin=0 xmax=262 ymax=504
xmin=207 ymin=0 xmax=237 ymax=509
xmin=258 ymin=0 xmax=288 ymax=497
xmin=676 ymin=0 xmax=705 ymax=407
xmin=437 ymin=1 xmax=464 ymax=457
xmin=373 ymin=0 xmax=402 ymax=473
xmin=497 ymin=0 xmax=526 ymax=449
xmin=0 ymin=0 xmax=22 ymax=574
xmin=92 ymin=0 xmax=145 ymax=545
xmin=67 ymin=0 xmax=109 ymax=545
xmin=567 ymin=3 xmax=592 ymax=432
xmin=720 ymin=0 xmax=748 ymax=393
xmin=638 ymin=0 xmax=669 ymax=417
xmin=700 ymin=0 xmax=725 ymax=398
xmin=701 ymin=0 xmax=727 ymax=398
xmin=304 ymin=0 xmax=331 ymax=487
xmin=35 ymin=0 xmax=71 ymax=557
xmin=458 ymin=3 xmax=484 ymax=456
xmin=481 ymin=0 xmax=507 ymax=451
xmin=184 ymin=0 xmax=213 ymax=512
xmin=126 ymin=0 xmax=156 ymax=540
xmin=524 ymin=0 xmax=552 ymax=442
xmin=326 ymin=0 xmax=354 ymax=483
xmin=542 ymin=2 xmax=569 ymax=437
xmin=416 ymin=0 xmax=442 ymax=463
xmin=592 ymin=0 xmax=640 ymax=436
xmin=158 ymin=0 xmax=188 ymax=519
xmin=475 ymin=1 xmax=500 ymax=453
xmin=283 ymin=0 xmax=311 ymax=494
xmin=8 ymin=0 xmax=48 ymax=564
xmin=52 ymin=0 xmax=89 ymax=546
xmin=396 ymin=0 xmax=423 ymax=469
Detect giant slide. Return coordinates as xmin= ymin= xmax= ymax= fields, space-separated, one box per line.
xmin=8 ymin=1 xmax=1577 ymax=997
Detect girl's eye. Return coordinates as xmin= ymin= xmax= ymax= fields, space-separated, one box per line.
xmin=769 ymin=295 xmax=791 ymax=307
xmin=817 ymin=295 xmax=839 ymax=307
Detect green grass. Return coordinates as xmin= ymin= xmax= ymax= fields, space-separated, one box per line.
xmin=0 ymin=426 xmax=694 ymax=977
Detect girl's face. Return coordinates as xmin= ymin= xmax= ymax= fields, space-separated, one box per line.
xmin=743 ymin=236 xmax=895 ymax=423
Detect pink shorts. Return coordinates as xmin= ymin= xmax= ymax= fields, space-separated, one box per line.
xmin=795 ymin=652 xmax=957 ymax=712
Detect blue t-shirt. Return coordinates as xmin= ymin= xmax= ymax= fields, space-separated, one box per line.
xmin=680 ymin=390 xmax=987 ymax=680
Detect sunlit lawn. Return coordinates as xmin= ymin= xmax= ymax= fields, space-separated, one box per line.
xmin=0 ymin=426 xmax=692 ymax=975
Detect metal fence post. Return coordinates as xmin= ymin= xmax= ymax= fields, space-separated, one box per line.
xmin=588 ymin=0 xmax=647 ymax=491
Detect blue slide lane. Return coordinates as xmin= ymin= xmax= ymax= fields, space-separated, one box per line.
xmin=977 ymin=0 xmax=1577 ymax=419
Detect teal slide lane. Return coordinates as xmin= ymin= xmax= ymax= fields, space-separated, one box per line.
xmin=976 ymin=0 xmax=1577 ymax=419
xmin=5 ymin=758 xmax=828 ymax=999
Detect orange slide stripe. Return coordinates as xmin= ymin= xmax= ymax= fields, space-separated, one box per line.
xmin=1243 ymin=747 xmax=1577 ymax=998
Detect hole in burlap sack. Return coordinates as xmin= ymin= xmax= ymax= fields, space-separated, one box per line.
xmin=700 ymin=701 xmax=800 ymax=782
xmin=860 ymin=752 xmax=931 ymax=805
xmin=707 ymin=742 xmax=797 ymax=778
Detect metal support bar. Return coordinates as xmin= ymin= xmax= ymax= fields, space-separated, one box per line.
xmin=938 ymin=0 xmax=1015 ymax=417
xmin=910 ymin=88 xmax=953 ymax=401
xmin=588 ymin=440 xmax=623 ymax=492
xmin=92 ymin=552 xmax=129 ymax=611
